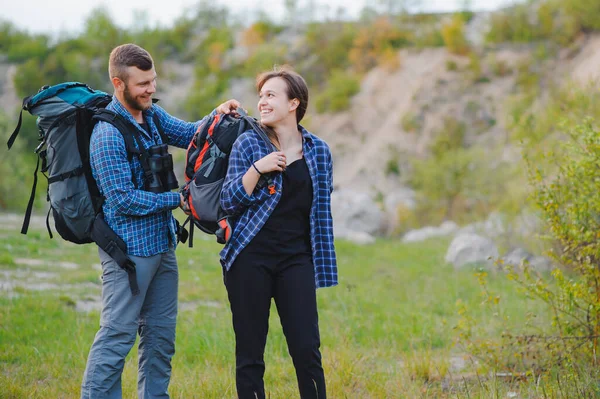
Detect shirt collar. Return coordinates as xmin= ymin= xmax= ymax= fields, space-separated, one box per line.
xmin=299 ymin=124 xmax=314 ymax=148
xmin=109 ymin=96 xmax=156 ymax=138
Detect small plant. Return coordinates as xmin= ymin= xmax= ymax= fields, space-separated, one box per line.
xmin=489 ymin=55 xmax=512 ymax=77
xmin=446 ymin=59 xmax=459 ymax=72
xmin=385 ymin=158 xmax=400 ymax=176
xmin=441 ymin=14 xmax=470 ymax=56
xmin=400 ymin=112 xmax=423 ymax=133
xmin=314 ymin=70 xmax=361 ymax=113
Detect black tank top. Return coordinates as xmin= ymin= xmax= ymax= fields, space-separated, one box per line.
xmin=245 ymin=157 xmax=313 ymax=255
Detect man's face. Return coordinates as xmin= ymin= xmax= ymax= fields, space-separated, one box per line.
xmin=121 ymin=66 xmax=156 ymax=112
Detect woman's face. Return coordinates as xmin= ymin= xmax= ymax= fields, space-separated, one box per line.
xmin=258 ymin=77 xmax=296 ymax=127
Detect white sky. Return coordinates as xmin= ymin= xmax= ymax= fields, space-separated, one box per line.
xmin=3 ymin=0 xmax=513 ymax=36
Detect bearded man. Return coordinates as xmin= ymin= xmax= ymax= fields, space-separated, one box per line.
xmin=81 ymin=43 xmax=238 ymax=399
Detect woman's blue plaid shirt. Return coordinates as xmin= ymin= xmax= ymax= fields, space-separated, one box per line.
xmin=220 ymin=126 xmax=338 ymax=288
xmin=90 ymin=98 xmax=208 ymax=257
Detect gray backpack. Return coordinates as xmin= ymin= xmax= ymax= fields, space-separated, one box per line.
xmin=7 ymin=82 xmax=164 ymax=295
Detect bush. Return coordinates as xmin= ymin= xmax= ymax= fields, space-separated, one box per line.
xmin=400 ymin=112 xmax=423 ymax=133
xmin=430 ymin=117 xmax=466 ymax=158
xmin=441 ymin=15 xmax=469 ymax=56
xmin=562 ymin=0 xmax=600 ymax=32
xmin=302 ymin=22 xmax=358 ymax=85
xmin=313 ymin=70 xmax=361 ymax=114
xmin=414 ymin=26 xmax=445 ymax=49
xmin=456 ymin=119 xmax=600 ymax=382
xmin=410 ymin=148 xmax=488 ymax=224
xmin=445 ymin=60 xmax=458 ymax=72
xmin=348 ymin=17 xmax=411 ymax=74
xmin=241 ymin=20 xmax=283 ymax=47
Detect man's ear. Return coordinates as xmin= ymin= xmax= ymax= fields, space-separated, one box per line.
xmin=112 ymin=76 xmax=125 ymax=92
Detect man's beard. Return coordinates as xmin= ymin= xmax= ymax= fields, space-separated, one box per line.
xmin=123 ymin=85 xmax=152 ymax=111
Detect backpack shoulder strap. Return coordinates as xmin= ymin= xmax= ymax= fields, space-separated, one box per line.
xmin=152 ymin=113 xmax=169 ymax=145
xmin=6 ymin=95 xmax=34 ymax=150
xmin=235 ymin=109 xmax=278 ymax=189
xmin=93 ymin=109 xmax=141 ymax=158
xmin=236 ymin=108 xmax=276 ymax=152
xmin=93 ymin=109 xmax=154 ymax=188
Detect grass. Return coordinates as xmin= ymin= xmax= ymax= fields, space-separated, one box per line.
xmin=0 ymin=213 xmax=580 ymax=398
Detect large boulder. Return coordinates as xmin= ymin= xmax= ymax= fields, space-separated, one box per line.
xmin=331 ymin=189 xmax=383 ymax=244
xmin=445 ymin=233 xmax=499 ymax=269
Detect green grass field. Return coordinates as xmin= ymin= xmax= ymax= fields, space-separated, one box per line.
xmin=0 ymin=213 xmax=570 ymax=398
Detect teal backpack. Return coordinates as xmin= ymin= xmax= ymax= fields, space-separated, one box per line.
xmin=6 ymin=82 xmax=168 ymax=295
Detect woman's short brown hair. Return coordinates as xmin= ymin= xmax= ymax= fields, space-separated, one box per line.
xmin=108 ymin=44 xmax=154 ymax=83
xmin=256 ymin=65 xmax=308 ymax=124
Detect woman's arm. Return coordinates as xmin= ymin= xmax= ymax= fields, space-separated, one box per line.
xmin=221 ymin=134 xmax=286 ymax=215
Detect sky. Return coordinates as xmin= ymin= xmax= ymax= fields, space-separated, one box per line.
xmin=3 ymin=0 xmax=513 ymax=36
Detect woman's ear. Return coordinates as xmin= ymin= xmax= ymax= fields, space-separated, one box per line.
xmin=289 ymin=98 xmax=299 ymax=111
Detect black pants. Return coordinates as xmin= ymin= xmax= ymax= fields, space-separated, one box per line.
xmin=225 ymin=251 xmax=326 ymax=399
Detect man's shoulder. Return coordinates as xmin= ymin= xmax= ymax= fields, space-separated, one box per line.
xmin=91 ymin=120 xmax=127 ymax=149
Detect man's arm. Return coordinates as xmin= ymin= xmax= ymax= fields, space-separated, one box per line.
xmin=90 ymin=122 xmax=180 ymax=216
xmin=153 ymin=100 xmax=242 ymax=149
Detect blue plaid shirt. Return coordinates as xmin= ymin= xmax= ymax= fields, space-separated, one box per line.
xmin=90 ymin=98 xmax=207 ymax=257
xmin=220 ymin=126 xmax=338 ymax=288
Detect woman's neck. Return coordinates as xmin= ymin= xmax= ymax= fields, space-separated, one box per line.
xmin=273 ymin=119 xmax=301 ymax=151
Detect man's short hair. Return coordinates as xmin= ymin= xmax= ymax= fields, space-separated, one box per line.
xmin=108 ymin=44 xmax=154 ymax=83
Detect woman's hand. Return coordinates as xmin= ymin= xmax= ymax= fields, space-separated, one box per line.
xmin=216 ymin=99 xmax=244 ymax=116
xmin=254 ymin=151 xmax=287 ymax=174
xmin=179 ymin=193 xmax=191 ymax=215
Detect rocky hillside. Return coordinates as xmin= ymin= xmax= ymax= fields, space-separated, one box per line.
xmin=3 ymin=15 xmax=600 ymax=241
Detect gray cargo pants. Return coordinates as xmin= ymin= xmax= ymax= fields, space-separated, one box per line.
xmin=81 ymin=247 xmax=178 ymax=399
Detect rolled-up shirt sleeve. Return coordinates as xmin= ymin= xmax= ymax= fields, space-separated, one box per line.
xmin=90 ymin=123 xmax=180 ymax=216
xmin=153 ymin=105 xmax=218 ymax=149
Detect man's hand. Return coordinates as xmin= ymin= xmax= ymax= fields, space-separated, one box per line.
xmin=216 ymin=99 xmax=244 ymax=116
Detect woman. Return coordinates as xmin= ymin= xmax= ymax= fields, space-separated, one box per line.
xmin=220 ymin=66 xmax=338 ymax=399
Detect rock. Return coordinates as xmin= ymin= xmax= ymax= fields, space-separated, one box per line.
xmin=383 ymin=187 xmax=417 ymax=234
xmin=331 ymin=189 xmax=384 ymax=237
xmin=501 ymin=247 xmax=553 ymax=272
xmin=402 ymin=221 xmax=459 ymax=243
xmin=457 ymin=212 xmax=506 ymax=239
xmin=335 ymin=229 xmax=376 ymax=245
xmin=445 ymin=233 xmax=499 ymax=269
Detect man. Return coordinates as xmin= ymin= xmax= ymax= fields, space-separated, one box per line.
xmin=81 ymin=43 xmax=238 ymax=398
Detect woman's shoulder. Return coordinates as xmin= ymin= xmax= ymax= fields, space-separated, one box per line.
xmin=234 ymin=128 xmax=265 ymax=147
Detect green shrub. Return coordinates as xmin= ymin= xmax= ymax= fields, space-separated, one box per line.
xmin=242 ymin=44 xmax=288 ymax=78
xmin=348 ymin=17 xmax=411 ymax=74
xmin=445 ymin=60 xmax=458 ymax=72
xmin=302 ymin=22 xmax=358 ymax=85
xmin=562 ymin=0 xmax=600 ymax=31
xmin=414 ymin=27 xmax=445 ymax=48
xmin=457 ymin=119 xmax=600 ymax=380
xmin=488 ymin=55 xmax=511 ymax=77
xmin=314 ymin=70 xmax=361 ymax=114
xmin=410 ymin=147 xmax=509 ymax=224
xmin=441 ymin=14 xmax=469 ymax=55
xmin=430 ymin=117 xmax=466 ymax=158
xmin=400 ymin=112 xmax=423 ymax=133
